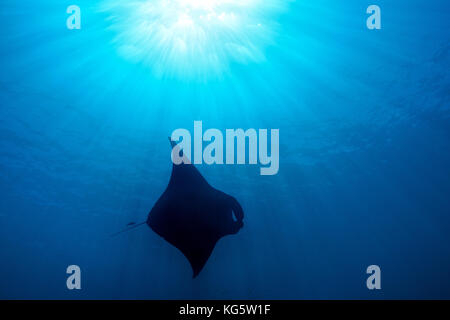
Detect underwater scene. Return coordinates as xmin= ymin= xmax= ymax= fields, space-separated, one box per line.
xmin=0 ymin=0 xmax=449 ymax=299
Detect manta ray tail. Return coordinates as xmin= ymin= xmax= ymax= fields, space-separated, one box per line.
xmin=110 ymin=221 xmax=146 ymax=237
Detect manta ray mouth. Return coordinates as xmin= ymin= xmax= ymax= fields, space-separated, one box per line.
xmin=99 ymin=0 xmax=284 ymax=78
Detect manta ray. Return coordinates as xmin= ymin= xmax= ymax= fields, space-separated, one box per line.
xmin=113 ymin=138 xmax=244 ymax=278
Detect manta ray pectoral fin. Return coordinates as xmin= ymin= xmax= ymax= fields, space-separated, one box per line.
xmin=168 ymin=136 xmax=188 ymax=162
xmin=188 ymin=242 xmax=218 ymax=278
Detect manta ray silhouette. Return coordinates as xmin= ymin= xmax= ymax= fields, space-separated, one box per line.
xmin=148 ymin=138 xmax=244 ymax=277
xmin=114 ymin=138 xmax=244 ymax=278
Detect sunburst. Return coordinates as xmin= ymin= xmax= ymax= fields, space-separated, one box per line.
xmin=99 ymin=0 xmax=285 ymax=78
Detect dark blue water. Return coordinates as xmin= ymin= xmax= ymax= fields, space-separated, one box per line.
xmin=0 ymin=1 xmax=449 ymax=299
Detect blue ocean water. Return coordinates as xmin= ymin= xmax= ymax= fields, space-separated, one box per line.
xmin=0 ymin=0 xmax=449 ymax=299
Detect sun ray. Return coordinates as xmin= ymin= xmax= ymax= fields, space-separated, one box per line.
xmin=99 ymin=0 xmax=286 ymax=78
